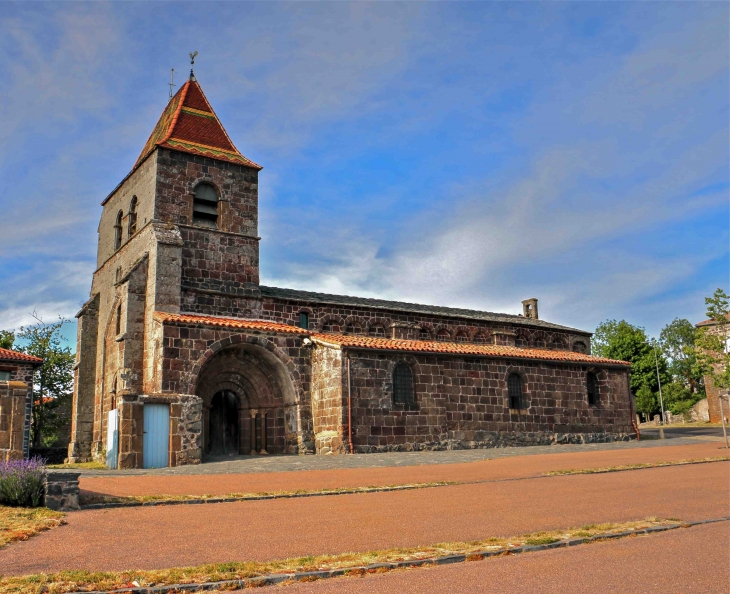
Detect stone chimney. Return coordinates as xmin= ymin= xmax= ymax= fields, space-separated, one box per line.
xmin=522 ymin=298 xmax=539 ymax=320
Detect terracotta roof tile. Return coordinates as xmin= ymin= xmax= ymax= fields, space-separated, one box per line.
xmin=0 ymin=347 xmax=43 ymax=364
xmin=133 ymin=79 xmax=261 ymax=172
xmin=153 ymin=312 xmax=308 ymax=335
xmin=152 ymin=312 xmax=627 ymax=367
xmin=310 ymin=334 xmax=630 ymax=367
xmin=696 ymin=313 xmax=730 ymax=328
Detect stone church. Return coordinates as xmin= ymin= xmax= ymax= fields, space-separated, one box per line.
xmin=67 ymin=73 xmax=634 ymax=468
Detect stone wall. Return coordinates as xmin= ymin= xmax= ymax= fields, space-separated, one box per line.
xmin=311 ymin=346 xmax=346 ymax=454
xmin=340 ymin=350 xmax=632 ymax=453
xmin=0 ymin=381 xmax=31 ymax=461
xmin=259 ymin=296 xmax=590 ymax=354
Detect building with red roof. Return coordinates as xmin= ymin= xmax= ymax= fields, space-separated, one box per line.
xmin=0 ymin=348 xmax=43 ymax=461
xmin=68 ymin=70 xmax=635 ymax=469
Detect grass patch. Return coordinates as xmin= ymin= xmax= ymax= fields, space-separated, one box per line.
xmin=47 ymin=461 xmax=107 ymax=470
xmin=0 ymin=506 xmax=66 ymax=548
xmin=0 ymin=518 xmax=679 ymax=593
xmin=544 ymin=456 xmax=730 ymax=477
xmin=79 ymin=482 xmax=455 ymax=507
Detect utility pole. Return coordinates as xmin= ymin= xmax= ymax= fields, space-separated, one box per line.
xmin=653 ymin=344 xmax=666 ymax=425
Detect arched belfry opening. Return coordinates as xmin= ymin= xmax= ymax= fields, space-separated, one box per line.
xmin=195 ymin=343 xmax=297 ymax=459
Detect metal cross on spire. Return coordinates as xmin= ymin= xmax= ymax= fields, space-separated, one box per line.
xmin=189 ymin=50 xmax=198 ymax=80
xmin=168 ymin=68 xmax=176 ymax=99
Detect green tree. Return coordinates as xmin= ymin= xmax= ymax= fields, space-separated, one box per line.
xmin=16 ymin=316 xmax=74 ymax=448
xmin=0 ymin=330 xmax=14 ymax=350
xmin=593 ymin=320 xmax=669 ymax=397
xmin=635 ymin=384 xmax=657 ymax=419
xmin=659 ymin=318 xmax=704 ymax=395
xmin=696 ymin=288 xmax=730 ymax=393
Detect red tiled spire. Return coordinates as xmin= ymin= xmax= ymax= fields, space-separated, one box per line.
xmin=134 ymin=79 xmax=261 ymax=170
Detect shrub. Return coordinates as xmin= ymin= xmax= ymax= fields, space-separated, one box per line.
xmin=0 ymin=457 xmax=47 ymax=507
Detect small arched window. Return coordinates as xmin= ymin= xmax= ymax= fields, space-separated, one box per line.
xmin=393 ymin=363 xmax=415 ymax=409
xmin=508 ymin=373 xmax=525 ymax=410
xmin=573 ymin=341 xmax=587 ymax=354
xmin=587 ymin=372 xmax=599 ymax=406
xmin=114 ymin=210 xmax=123 ymax=250
xmin=298 ymin=312 xmax=309 ymax=329
xmin=436 ymin=329 xmax=450 ymax=342
xmin=455 ymin=331 xmax=468 ymax=343
xmin=193 ymin=183 xmax=219 ymax=228
xmin=115 ymin=304 xmax=122 ymax=336
xmin=127 ymin=196 xmax=138 ymax=237
xmin=473 ymin=332 xmax=489 ymax=344
xmin=419 ymin=328 xmax=432 ymax=341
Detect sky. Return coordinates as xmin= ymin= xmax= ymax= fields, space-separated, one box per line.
xmin=0 ymin=1 xmax=727 ymax=349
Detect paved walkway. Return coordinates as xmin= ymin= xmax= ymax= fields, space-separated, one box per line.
xmin=3 ymin=460 xmax=727 ymax=575
xmin=69 ymin=435 xmax=722 ymax=477
xmin=79 ymin=441 xmax=727 ymax=498
xmin=276 ymin=521 xmax=730 ymax=594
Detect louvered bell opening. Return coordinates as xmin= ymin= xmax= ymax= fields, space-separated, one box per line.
xmin=193 ymin=184 xmax=219 ymax=228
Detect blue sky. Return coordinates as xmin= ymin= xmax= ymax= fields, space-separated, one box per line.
xmin=0 ymin=2 xmax=727 ymax=348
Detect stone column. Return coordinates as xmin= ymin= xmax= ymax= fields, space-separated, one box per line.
xmin=259 ymin=410 xmax=268 ymax=455
xmin=249 ymin=409 xmax=259 ymax=454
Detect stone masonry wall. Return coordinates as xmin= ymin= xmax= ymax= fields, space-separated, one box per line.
xmin=311 ymin=346 xmax=345 ymax=454
xmin=0 ymin=381 xmax=31 ymax=461
xmin=344 ymin=351 xmax=632 ymax=453
xmin=260 ymin=297 xmax=590 ymax=354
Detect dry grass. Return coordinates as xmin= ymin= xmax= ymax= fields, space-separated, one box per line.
xmin=543 ymin=456 xmax=730 ymax=477
xmin=47 ymin=461 xmax=107 ymax=470
xmin=0 ymin=506 xmax=66 ymax=549
xmin=0 ymin=518 xmax=679 ymax=593
xmin=80 ymin=482 xmax=454 ymax=507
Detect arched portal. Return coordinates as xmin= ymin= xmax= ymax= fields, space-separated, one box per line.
xmin=195 ymin=343 xmax=297 ymax=459
xmin=208 ymin=390 xmax=239 ymax=455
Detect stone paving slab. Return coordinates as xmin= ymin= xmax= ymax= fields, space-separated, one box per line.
xmin=68 ymin=435 xmax=722 ymax=477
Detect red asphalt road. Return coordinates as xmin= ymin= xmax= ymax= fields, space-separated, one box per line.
xmin=277 ymin=521 xmax=730 ymax=594
xmin=80 ymin=442 xmax=726 ymax=498
xmin=1 ymin=461 xmax=727 ymax=576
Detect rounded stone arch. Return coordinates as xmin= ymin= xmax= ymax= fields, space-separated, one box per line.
xmin=548 ymin=333 xmax=568 ymax=350
xmin=343 ymin=315 xmax=367 ymax=335
xmin=503 ymin=366 xmax=530 ymax=410
xmin=584 ymin=366 xmax=608 ymax=406
xmin=532 ymin=330 xmax=548 ymax=348
xmin=318 ymin=314 xmax=345 ymax=333
xmin=470 ymin=327 xmax=491 ymax=344
xmin=572 ymin=337 xmax=589 ymax=354
xmin=385 ymin=355 xmax=422 ymax=408
xmin=453 ymin=325 xmax=470 ymax=343
xmin=366 ymin=317 xmax=391 ymax=337
xmin=514 ymin=328 xmax=532 ymax=347
xmin=417 ymin=324 xmax=434 ymax=341
xmin=189 ymin=335 xmax=301 ymax=406
xmin=189 ymin=177 xmax=224 ymax=199
xmin=433 ymin=325 xmax=453 ymax=342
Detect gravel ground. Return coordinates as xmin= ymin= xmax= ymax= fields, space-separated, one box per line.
xmin=274 ymin=521 xmax=730 ymax=594
xmin=1 ymin=460 xmax=727 ymax=576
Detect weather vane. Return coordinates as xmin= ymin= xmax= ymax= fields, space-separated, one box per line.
xmin=189 ymin=50 xmax=198 ymax=80
xmin=168 ymin=68 xmax=176 ymax=99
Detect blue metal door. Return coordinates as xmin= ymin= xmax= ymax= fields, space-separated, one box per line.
xmin=143 ymin=404 xmax=169 ymax=469
xmin=106 ymin=409 xmax=119 ymax=469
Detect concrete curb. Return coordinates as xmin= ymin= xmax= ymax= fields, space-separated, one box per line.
xmin=68 ymin=516 xmax=730 ymax=594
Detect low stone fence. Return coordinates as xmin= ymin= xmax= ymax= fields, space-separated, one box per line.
xmin=45 ymin=472 xmax=80 ymax=511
